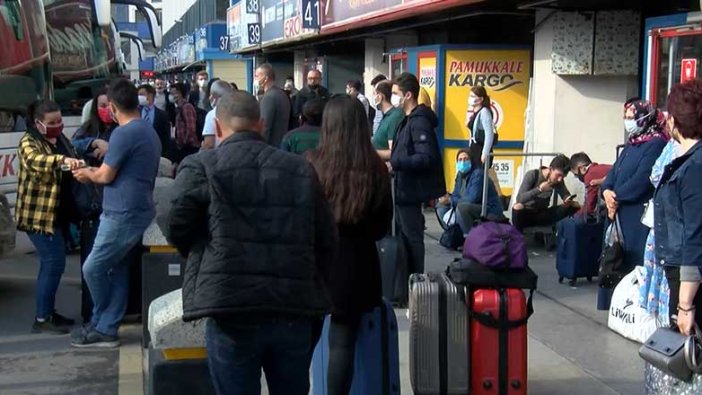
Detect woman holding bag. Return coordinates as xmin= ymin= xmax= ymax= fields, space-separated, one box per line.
xmin=656 ymin=80 xmax=702 ymax=335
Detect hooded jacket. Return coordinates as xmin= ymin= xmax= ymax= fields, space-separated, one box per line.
xmin=390 ymin=104 xmax=446 ymax=204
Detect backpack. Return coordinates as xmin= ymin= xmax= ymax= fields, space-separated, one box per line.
xmin=194 ymin=106 xmax=208 ymax=142
xmin=463 ymin=220 xmax=527 ymax=270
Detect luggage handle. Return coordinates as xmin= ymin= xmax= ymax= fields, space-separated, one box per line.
xmin=469 ymin=289 xmax=535 ymax=330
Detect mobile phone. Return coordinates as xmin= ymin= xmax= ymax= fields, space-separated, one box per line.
xmin=60 ymin=160 xmax=86 ymax=171
xmin=566 ymin=194 xmax=577 ymax=201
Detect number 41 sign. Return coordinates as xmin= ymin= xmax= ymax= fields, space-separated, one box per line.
xmin=302 ymin=0 xmax=320 ymax=29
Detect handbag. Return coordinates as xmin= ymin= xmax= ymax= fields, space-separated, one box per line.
xmin=599 ymin=215 xmax=627 ymax=289
xmin=639 ymin=324 xmax=702 ymax=382
xmin=463 ymin=220 xmax=528 ymax=270
xmin=607 ymin=268 xmax=660 ymax=343
xmin=439 ymin=208 xmax=464 ymax=250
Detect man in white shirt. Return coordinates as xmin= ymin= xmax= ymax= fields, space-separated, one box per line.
xmin=201 ymin=80 xmax=235 ymax=150
xmin=346 ymin=80 xmax=370 ymax=116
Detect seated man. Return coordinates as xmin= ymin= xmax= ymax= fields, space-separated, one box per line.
xmin=569 ymin=152 xmax=612 ymax=218
xmin=436 ymin=149 xmax=503 ymax=234
xmin=512 ymin=154 xmax=580 ymax=232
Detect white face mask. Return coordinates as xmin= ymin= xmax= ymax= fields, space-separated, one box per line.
xmin=624 ymin=119 xmax=644 ymax=136
xmin=209 ymin=97 xmax=218 ymax=108
xmin=138 ymin=95 xmax=149 ymax=107
xmin=371 ymin=94 xmax=380 ymax=109
xmin=169 ymin=94 xmax=177 ymax=103
xmin=468 ymin=96 xmax=479 ymax=107
xmin=391 ymin=94 xmax=402 ymax=108
xmin=197 ymin=79 xmax=208 ymax=88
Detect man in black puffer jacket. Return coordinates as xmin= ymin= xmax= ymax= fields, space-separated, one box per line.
xmin=166 ymin=90 xmax=338 ymax=395
xmin=390 ymin=73 xmax=446 ymax=279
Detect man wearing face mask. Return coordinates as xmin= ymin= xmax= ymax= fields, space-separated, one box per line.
xmin=189 ymin=71 xmax=211 ymax=112
xmin=138 ymin=84 xmax=170 ymax=156
xmin=389 ymin=72 xmax=445 ymax=283
xmin=370 ymin=74 xmax=387 ymax=135
xmin=292 ymin=69 xmax=330 ymax=128
xmin=346 ymin=80 xmax=370 ymax=116
xmin=372 ymin=80 xmax=404 ymax=161
xmin=70 ymin=79 xmax=161 ymax=348
xmin=569 ymin=152 xmax=612 ymax=218
xmin=201 ymin=80 xmax=234 ymax=150
xmin=170 ymin=83 xmax=200 ymax=162
xmin=256 ymin=63 xmax=291 ymax=147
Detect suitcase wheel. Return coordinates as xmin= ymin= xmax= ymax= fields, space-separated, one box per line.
xmin=558 ymin=276 xmax=564 ymax=284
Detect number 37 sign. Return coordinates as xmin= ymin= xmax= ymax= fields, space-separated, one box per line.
xmin=301 ymin=0 xmax=320 ymax=29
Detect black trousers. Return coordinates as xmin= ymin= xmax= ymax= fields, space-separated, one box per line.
xmin=664 ymin=266 xmax=702 ymax=327
xmin=395 ymin=204 xmax=425 ymax=275
xmin=512 ymin=205 xmax=578 ymax=233
xmin=327 ymin=314 xmax=363 ymax=395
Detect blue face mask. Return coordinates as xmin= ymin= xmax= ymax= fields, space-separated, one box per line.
xmin=456 ymin=160 xmax=471 ymax=174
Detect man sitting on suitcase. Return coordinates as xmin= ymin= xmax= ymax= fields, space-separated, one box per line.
xmin=569 ymin=152 xmax=612 ymax=219
xmin=512 ymin=154 xmax=580 ymax=232
xmin=165 ymin=91 xmax=338 ymax=395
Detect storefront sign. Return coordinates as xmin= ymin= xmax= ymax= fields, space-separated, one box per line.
xmin=681 ymin=58 xmax=697 ymax=83
xmin=418 ymin=52 xmax=437 ymax=110
xmin=228 ymin=0 xmax=261 ymax=51
xmin=493 ymin=160 xmax=514 ymax=188
xmin=323 ymin=0 xmax=402 ymax=26
xmin=261 ymin=0 xmax=316 ymax=45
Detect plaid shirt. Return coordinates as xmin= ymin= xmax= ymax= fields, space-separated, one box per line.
xmin=175 ymin=102 xmax=199 ymax=149
xmin=15 ymin=131 xmax=65 ymax=235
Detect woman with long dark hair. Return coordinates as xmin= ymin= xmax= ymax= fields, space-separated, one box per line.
xmin=307 ymin=95 xmax=392 ymax=395
xmin=73 ymin=89 xmax=116 ymax=165
xmin=466 ymin=86 xmax=503 ymax=200
xmin=16 ymin=100 xmax=83 ymax=333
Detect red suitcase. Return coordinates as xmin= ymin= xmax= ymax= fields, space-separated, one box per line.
xmin=470 ymin=288 xmax=528 ymax=395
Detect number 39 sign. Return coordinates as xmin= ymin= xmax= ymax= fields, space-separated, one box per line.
xmin=302 ymin=0 xmax=320 ymax=29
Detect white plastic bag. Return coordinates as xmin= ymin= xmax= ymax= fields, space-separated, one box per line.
xmin=608 ymin=267 xmax=660 ymax=343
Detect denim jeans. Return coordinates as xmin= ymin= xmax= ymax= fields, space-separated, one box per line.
xmin=205 ymin=316 xmax=322 ymax=395
xmin=82 ymin=214 xmax=148 ymax=336
xmin=27 ymin=228 xmax=66 ymax=319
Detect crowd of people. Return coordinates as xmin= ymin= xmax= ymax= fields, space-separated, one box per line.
xmin=13 ymin=58 xmax=702 ymax=392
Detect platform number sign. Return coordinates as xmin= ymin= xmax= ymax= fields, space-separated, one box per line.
xmin=302 ymin=0 xmax=319 ymax=29
xmin=248 ymin=23 xmax=261 ymax=45
xmin=246 ymin=0 xmax=259 ymax=14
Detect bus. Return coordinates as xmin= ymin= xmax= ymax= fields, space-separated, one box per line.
xmin=0 ymin=0 xmax=161 ymax=253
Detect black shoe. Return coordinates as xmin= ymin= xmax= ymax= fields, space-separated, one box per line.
xmin=71 ymin=323 xmax=94 ymax=340
xmin=31 ymin=318 xmax=69 ymax=334
xmin=71 ymin=329 xmax=120 ymax=349
xmin=51 ymin=312 xmax=75 ymax=327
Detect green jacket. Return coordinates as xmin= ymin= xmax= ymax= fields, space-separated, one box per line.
xmin=372 ymin=107 xmax=404 ymax=150
xmin=280 ymin=125 xmax=321 ymax=155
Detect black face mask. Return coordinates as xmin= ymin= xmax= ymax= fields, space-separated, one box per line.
xmin=576 ymin=172 xmax=585 ymax=183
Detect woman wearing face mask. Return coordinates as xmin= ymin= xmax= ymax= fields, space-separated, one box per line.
xmin=436 ymin=149 xmax=503 ymax=235
xmin=600 ymin=99 xmax=667 ymax=291
xmin=73 ymin=90 xmax=115 ymax=165
xmin=654 ymin=80 xmax=702 ymax=340
xmin=466 ymin=86 xmax=504 ymax=203
xmin=16 ymin=100 xmax=83 ymax=334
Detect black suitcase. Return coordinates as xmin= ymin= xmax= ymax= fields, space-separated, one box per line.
xmin=377 ymin=181 xmax=409 ymax=307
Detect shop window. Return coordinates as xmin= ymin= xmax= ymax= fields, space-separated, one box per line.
xmin=653 ymin=32 xmax=702 ymax=109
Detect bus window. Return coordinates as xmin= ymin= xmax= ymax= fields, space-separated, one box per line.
xmin=0 ymin=111 xmax=15 ymax=133
xmin=0 ymin=0 xmax=23 ymax=40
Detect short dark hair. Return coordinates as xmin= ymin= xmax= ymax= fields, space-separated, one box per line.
xmin=569 ymin=152 xmax=592 ymax=170
xmin=257 ymin=63 xmax=276 ymax=80
xmin=108 ymin=78 xmax=139 ymax=112
xmin=549 ymin=154 xmax=570 ymax=175
xmin=196 ymin=70 xmax=208 ymax=78
xmin=370 ymin=74 xmax=387 ymax=87
xmin=347 ymin=80 xmax=362 ymax=91
xmin=171 ymin=82 xmax=189 ymax=97
xmin=375 ymin=80 xmax=393 ymax=102
xmin=394 ymin=72 xmax=420 ymax=101
xmin=667 ymin=79 xmax=702 ymax=140
xmin=230 ymin=82 xmax=239 ymax=90
xmin=216 ymin=90 xmax=260 ymax=124
xmin=302 ymin=98 xmax=326 ymax=127
xmin=138 ymin=84 xmax=156 ymax=97
xmin=28 ymin=99 xmax=60 ymax=124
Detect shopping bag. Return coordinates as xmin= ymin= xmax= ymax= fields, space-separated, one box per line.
xmin=608 ymin=267 xmax=660 ymax=343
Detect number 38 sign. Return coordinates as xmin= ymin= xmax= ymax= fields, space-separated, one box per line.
xmin=302 ymin=0 xmax=320 ymax=29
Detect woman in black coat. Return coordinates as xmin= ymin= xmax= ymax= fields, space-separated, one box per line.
xmin=307 ymin=95 xmax=393 ymax=395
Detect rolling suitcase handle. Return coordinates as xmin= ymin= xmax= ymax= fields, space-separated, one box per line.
xmin=468 ymin=289 xmax=535 ymax=330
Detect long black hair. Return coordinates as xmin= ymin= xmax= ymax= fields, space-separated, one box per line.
xmin=76 ymin=89 xmax=109 ymax=139
xmin=307 ymin=95 xmax=389 ymax=224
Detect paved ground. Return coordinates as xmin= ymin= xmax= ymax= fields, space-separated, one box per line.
xmin=0 ymin=212 xmax=645 ymax=394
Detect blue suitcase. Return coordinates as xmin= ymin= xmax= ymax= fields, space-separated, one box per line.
xmin=312 ymin=299 xmax=401 ymax=395
xmin=556 ymin=215 xmax=605 ymax=286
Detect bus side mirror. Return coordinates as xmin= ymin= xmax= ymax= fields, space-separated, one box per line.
xmin=93 ymin=0 xmax=111 ymax=27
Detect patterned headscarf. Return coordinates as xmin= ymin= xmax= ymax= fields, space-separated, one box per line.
xmin=624 ymin=100 xmax=669 ymax=145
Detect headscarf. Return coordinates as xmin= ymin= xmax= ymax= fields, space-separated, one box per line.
xmin=624 ymin=100 xmax=669 ymax=145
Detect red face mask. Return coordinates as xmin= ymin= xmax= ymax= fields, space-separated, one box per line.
xmin=98 ymin=107 xmax=113 ymax=124
xmin=39 ymin=121 xmax=64 ymax=138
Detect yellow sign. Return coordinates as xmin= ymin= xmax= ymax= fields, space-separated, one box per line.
xmin=418 ymin=54 xmax=437 ymax=111
xmin=441 ymin=49 xmax=531 ymax=195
